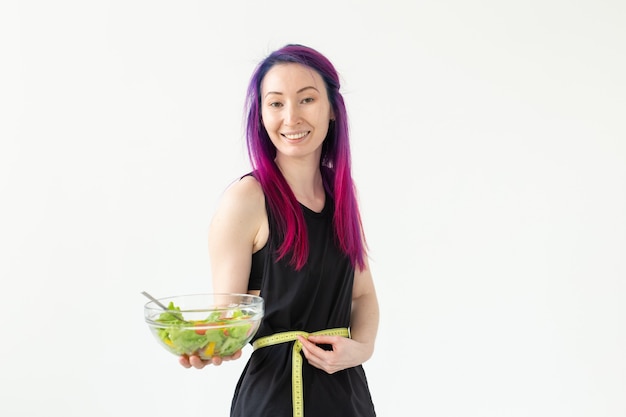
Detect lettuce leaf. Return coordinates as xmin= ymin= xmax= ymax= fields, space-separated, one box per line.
xmin=154 ymin=302 xmax=254 ymax=357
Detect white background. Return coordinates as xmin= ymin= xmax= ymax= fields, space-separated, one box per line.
xmin=1 ymin=1 xmax=625 ymax=416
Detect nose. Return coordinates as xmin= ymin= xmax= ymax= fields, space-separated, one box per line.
xmin=284 ymin=103 xmax=301 ymax=126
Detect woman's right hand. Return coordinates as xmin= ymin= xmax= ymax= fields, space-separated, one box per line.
xmin=179 ymin=350 xmax=243 ymax=369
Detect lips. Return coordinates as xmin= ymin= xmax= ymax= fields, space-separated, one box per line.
xmin=281 ymin=131 xmax=310 ymax=140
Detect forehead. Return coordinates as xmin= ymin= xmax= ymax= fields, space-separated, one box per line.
xmin=261 ymin=63 xmax=326 ymax=95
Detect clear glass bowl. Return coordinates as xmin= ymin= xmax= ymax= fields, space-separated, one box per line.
xmin=144 ymin=293 xmax=264 ymax=358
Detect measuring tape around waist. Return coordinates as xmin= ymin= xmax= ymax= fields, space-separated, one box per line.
xmin=252 ymin=327 xmax=350 ymax=417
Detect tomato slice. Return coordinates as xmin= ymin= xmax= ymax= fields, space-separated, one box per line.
xmin=193 ymin=321 xmax=207 ymax=335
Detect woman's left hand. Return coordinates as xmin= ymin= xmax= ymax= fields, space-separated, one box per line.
xmin=296 ymin=334 xmax=371 ymax=374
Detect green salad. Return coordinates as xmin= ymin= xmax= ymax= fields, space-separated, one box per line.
xmin=154 ymin=302 xmax=255 ymax=357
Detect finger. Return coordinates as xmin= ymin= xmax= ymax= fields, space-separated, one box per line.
xmin=189 ymin=355 xmax=209 ymax=369
xmin=179 ymin=355 xmax=192 ymax=368
xmin=299 ymin=344 xmax=337 ymax=374
xmin=298 ymin=337 xmax=330 ymax=363
xmin=297 ymin=336 xmax=322 ymax=356
xmin=228 ymin=350 xmax=243 ymax=361
xmin=306 ymin=335 xmax=339 ymax=345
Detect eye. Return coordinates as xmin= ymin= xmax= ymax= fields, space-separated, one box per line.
xmin=268 ymin=101 xmax=283 ymax=108
xmin=301 ymin=97 xmax=314 ymax=104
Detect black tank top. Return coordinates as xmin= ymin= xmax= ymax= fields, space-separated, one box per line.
xmin=230 ymin=192 xmax=376 ymax=417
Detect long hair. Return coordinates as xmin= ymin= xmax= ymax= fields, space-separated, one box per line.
xmin=245 ymin=44 xmax=366 ymax=271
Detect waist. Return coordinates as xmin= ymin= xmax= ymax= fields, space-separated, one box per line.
xmin=253 ymin=327 xmax=350 ymax=417
xmin=253 ymin=327 xmax=350 ymax=350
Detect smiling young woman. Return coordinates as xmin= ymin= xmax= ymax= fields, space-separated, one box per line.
xmin=179 ymin=44 xmax=379 ymax=417
xmin=261 ymin=63 xmax=334 ymax=164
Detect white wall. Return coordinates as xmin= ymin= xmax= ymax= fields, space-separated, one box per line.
xmin=1 ymin=1 xmax=625 ymax=416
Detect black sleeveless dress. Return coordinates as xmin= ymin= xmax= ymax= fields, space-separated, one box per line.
xmin=230 ymin=193 xmax=376 ymax=417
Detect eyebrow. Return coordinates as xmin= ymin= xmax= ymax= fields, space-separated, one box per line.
xmin=264 ymin=86 xmax=319 ymax=98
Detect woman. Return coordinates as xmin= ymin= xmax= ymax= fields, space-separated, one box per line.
xmin=180 ymin=44 xmax=379 ymax=417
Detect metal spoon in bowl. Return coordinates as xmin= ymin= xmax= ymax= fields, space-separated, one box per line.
xmin=141 ymin=291 xmax=188 ymax=322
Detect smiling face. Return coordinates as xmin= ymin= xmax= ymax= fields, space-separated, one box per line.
xmin=261 ymin=63 xmax=334 ymax=163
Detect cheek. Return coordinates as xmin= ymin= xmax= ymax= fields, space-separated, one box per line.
xmin=262 ymin=116 xmax=282 ymax=136
xmin=260 ymin=110 xmax=273 ymax=129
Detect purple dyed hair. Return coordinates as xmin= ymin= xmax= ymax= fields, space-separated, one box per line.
xmin=244 ymin=44 xmax=367 ymax=271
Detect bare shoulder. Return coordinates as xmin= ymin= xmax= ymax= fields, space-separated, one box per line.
xmin=217 ymin=175 xmax=264 ymax=214
xmin=211 ymin=175 xmax=268 ymax=252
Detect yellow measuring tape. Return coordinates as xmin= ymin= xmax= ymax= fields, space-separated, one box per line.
xmin=253 ymin=327 xmax=350 ymax=417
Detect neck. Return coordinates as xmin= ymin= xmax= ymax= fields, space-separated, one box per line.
xmin=275 ymin=155 xmax=325 ymax=209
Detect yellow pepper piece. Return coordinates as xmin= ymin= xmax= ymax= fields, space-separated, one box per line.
xmin=204 ymin=341 xmax=216 ymax=357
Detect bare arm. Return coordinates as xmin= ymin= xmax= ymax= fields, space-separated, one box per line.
xmin=180 ymin=176 xmax=266 ymax=369
xmin=349 ymin=258 xmax=379 ymax=360
xmin=209 ymin=176 xmax=267 ymax=294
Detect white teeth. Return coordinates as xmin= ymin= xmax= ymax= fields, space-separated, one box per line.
xmin=283 ymin=132 xmax=308 ymax=140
